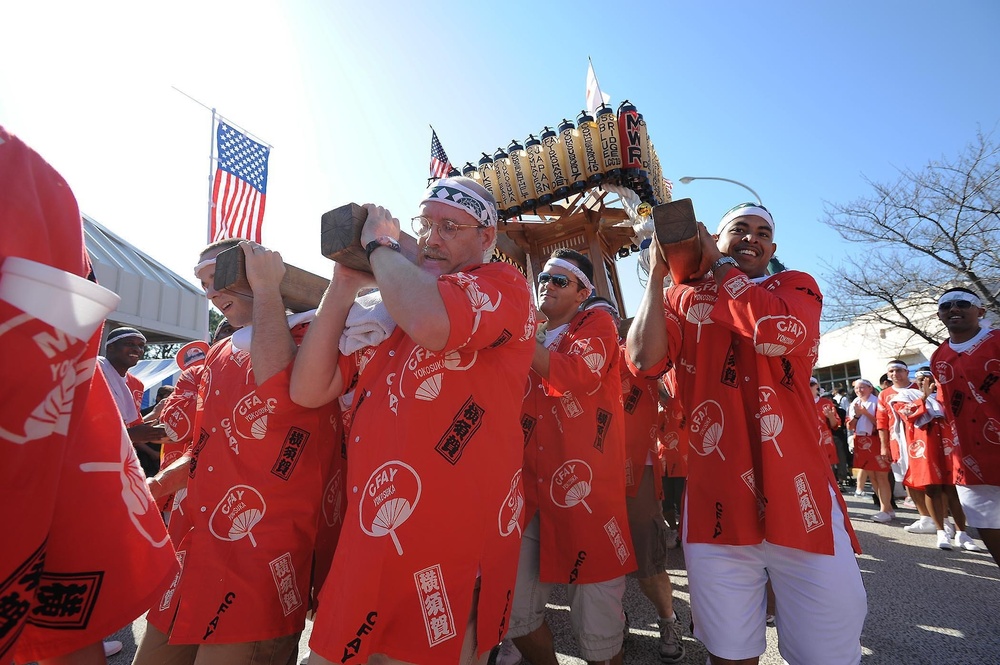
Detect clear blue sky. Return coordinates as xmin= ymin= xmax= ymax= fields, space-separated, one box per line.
xmin=2 ymin=0 xmax=998 ymax=318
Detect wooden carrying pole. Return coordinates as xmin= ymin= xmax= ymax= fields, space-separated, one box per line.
xmin=213 ymin=245 xmax=330 ymax=313
xmin=651 ymin=198 xmax=705 ymax=285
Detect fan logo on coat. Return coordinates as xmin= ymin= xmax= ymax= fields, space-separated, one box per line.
xmin=0 ymin=316 xmax=88 ymax=445
xmin=414 ymin=564 xmax=457 ymax=647
xmin=233 ymin=391 xmax=277 ymax=441
xmin=985 ymin=418 xmax=1000 ymax=445
xmin=685 ymin=282 xmax=717 ymax=342
xmin=162 ymin=403 xmax=192 ymax=442
xmin=78 ymin=424 xmax=171 ymax=548
xmin=196 ymin=367 xmax=212 ymax=410
xmin=689 ymin=400 xmax=726 ymax=460
xmin=460 ymin=277 xmax=502 ymax=335
xmin=399 ymin=346 xmax=478 ymax=402
xmin=757 ymin=386 xmax=785 ymax=457
xmin=752 ymin=315 xmax=806 ymax=356
xmin=360 ymin=460 xmax=422 ymax=555
xmin=550 ymin=459 xmax=594 ymax=513
xmin=499 ymin=469 xmax=524 ymax=537
xmin=209 ymin=484 xmax=266 ymax=547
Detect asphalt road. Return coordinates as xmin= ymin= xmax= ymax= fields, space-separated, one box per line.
xmin=101 ymin=491 xmax=999 ymax=665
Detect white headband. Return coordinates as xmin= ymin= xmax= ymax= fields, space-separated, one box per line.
xmin=420 ymin=177 xmax=498 ymax=227
xmin=107 ymin=327 xmax=146 ymax=345
xmin=717 ymin=203 xmax=775 ymax=235
xmin=194 ymin=258 xmax=216 ymax=279
xmin=855 ymin=379 xmax=874 ymax=389
xmin=545 ymin=258 xmax=595 ymax=294
xmin=938 ymin=291 xmax=983 ymax=308
xmin=886 ymin=361 xmax=908 ymax=371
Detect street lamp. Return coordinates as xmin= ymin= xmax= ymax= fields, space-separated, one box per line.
xmin=678 ymin=176 xmax=762 ymax=204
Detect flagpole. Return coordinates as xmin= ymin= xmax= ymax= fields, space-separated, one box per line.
xmin=208 ymin=109 xmax=216 ymax=243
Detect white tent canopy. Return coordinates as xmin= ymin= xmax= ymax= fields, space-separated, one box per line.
xmin=84 ymin=215 xmax=208 ymax=344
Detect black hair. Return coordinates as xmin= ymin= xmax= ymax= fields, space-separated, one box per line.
xmin=551 ymin=248 xmax=594 ymax=284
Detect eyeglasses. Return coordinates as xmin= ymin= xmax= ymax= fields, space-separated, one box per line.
xmin=537 ymin=272 xmax=581 ymax=289
xmin=411 ymin=216 xmax=484 ymax=241
xmin=938 ymin=300 xmax=974 ymax=312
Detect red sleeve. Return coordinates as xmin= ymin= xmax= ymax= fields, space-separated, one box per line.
xmin=545 ymin=310 xmax=620 ymax=397
xmin=160 ymin=365 xmax=203 ymax=442
xmin=438 ymin=263 xmax=534 ymax=353
xmin=711 ymin=270 xmax=822 ymax=359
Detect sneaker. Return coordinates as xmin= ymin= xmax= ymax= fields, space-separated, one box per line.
xmin=903 ymin=516 xmax=937 ymax=534
xmin=955 ymin=532 xmax=986 ymax=552
xmin=103 ymin=641 xmax=123 ymax=658
xmin=872 ymin=511 xmax=895 ymax=523
xmin=657 ymin=614 xmax=685 ymax=664
xmin=943 ymin=520 xmax=956 ymax=540
xmin=902 ymin=496 xmax=917 ymax=509
xmin=936 ymin=530 xmax=953 ymax=549
xmin=853 ymin=490 xmax=867 ymax=497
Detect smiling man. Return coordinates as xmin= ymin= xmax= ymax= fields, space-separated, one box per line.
xmin=291 ymin=176 xmax=535 ymax=665
xmin=132 ymin=239 xmax=341 ymax=665
xmin=627 ymin=203 xmax=866 ymax=665
xmin=98 ymin=326 xmax=170 ymax=476
xmin=510 ymin=250 xmax=636 ymax=665
xmin=929 ymin=286 xmax=1000 ymax=566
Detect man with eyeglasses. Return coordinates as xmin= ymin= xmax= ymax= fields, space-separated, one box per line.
xmin=509 ymin=249 xmax=635 ymax=665
xmin=930 ymin=287 xmax=1000 ymax=565
xmin=290 ymin=176 xmax=536 ymax=664
xmin=627 ymin=203 xmax=866 ymax=665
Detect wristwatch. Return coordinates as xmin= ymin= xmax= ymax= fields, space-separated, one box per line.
xmin=711 ymin=256 xmax=739 ymax=272
xmin=364 ymin=235 xmax=401 ymax=261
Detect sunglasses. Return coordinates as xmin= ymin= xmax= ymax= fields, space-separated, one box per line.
xmin=938 ymin=300 xmax=974 ymax=312
xmin=538 ymin=272 xmax=580 ymax=289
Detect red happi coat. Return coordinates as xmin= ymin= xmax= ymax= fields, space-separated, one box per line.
xmin=658 ymin=369 xmax=689 ymax=478
xmin=876 ymin=383 xmax=917 ymax=462
xmin=894 ymin=396 xmax=950 ymax=488
xmin=931 ymin=330 xmax=1000 ymax=486
xmin=815 ymin=396 xmax=841 ymax=465
xmin=147 ymin=327 xmax=342 ymax=644
xmin=0 ymin=125 xmax=178 ymax=664
xmin=309 ymin=263 xmax=536 ymax=665
xmin=157 ymin=363 xmax=204 ymax=538
xmin=522 ymin=309 xmax=637 ymax=584
xmin=620 ymin=342 xmax=663 ymax=499
xmin=630 ymin=270 xmax=860 ymax=555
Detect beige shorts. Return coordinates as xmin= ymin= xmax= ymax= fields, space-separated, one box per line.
xmin=626 ymin=465 xmax=669 ymax=578
xmin=506 ymin=514 xmax=626 ymax=662
xmin=957 ymin=484 xmax=1000 ymax=529
xmin=132 ymin=620 xmax=300 ymax=665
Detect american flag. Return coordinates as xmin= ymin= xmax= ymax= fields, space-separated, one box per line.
xmin=429 ymin=128 xmax=457 ymax=180
xmin=664 ymin=177 xmax=673 ymax=194
xmin=211 ymin=120 xmax=270 ymax=243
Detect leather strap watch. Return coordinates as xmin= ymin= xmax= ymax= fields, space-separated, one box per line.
xmin=364 ymin=235 xmax=401 ymax=261
xmin=711 ymin=256 xmax=739 ymax=272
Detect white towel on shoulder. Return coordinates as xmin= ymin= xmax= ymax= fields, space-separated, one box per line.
xmin=339 ymin=290 xmax=397 ymax=355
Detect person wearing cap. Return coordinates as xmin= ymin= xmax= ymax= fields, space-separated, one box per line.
xmin=930 ymin=286 xmax=1000 ymax=565
xmin=846 ymin=378 xmax=893 ymax=511
xmin=0 ymin=124 xmax=178 ymax=664
xmin=290 ymin=176 xmax=536 ymax=664
xmin=627 ymin=202 xmax=866 ymax=664
xmin=99 ymin=326 xmax=171 ymax=477
xmin=508 ymin=250 xmax=635 ymax=665
xmin=132 ymin=238 xmax=342 ymax=665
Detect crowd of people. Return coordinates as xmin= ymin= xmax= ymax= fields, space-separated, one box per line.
xmin=3 ymin=125 xmax=998 ymax=665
